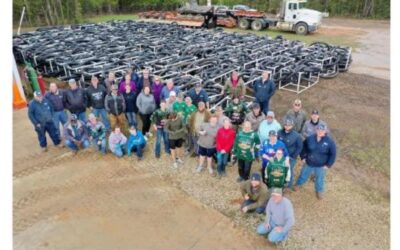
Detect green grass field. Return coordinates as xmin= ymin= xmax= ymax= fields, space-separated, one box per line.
xmin=85 ymin=14 xmax=139 ymax=23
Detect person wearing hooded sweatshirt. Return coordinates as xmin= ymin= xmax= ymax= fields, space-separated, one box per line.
xmin=108 ymin=126 xmax=128 ymax=157
xmin=224 ymin=97 xmax=248 ymax=130
xmin=86 ymin=113 xmax=107 ymax=154
xmin=223 ymin=70 xmax=246 ymax=99
xmin=259 ymin=130 xmax=289 ymax=185
xmin=301 ymin=109 xmax=330 ymax=139
xmin=265 ymin=148 xmax=291 ymax=190
xmin=278 ymin=118 xmax=303 ymax=189
xmin=295 ymin=124 xmax=337 ymax=200
xmin=233 ymin=121 xmax=261 ymax=182
xmin=127 ymin=126 xmax=146 ymax=160
xmin=122 ymin=83 xmax=138 ymax=128
xmin=253 ymin=71 xmax=276 ymax=115
xmin=165 ymin=112 xmax=187 ymax=169
xmin=86 ymin=76 xmax=110 ymax=131
xmin=136 ymin=86 xmax=156 ymax=136
xmin=63 ymin=78 xmax=88 ymax=122
xmin=245 ymin=102 xmax=265 ymax=132
xmin=64 ymin=114 xmax=90 ymax=153
xmin=105 ymin=84 xmax=127 ymax=133
xmin=215 ymin=118 xmax=236 ymax=178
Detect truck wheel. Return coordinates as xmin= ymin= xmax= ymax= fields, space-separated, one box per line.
xmin=295 ymin=23 xmax=308 ymax=35
xmin=251 ymin=19 xmax=263 ymax=31
xmin=238 ymin=18 xmax=250 ymax=29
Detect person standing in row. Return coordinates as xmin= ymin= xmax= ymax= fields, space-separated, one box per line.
xmin=224 ymin=97 xmax=248 ymax=131
xmin=187 ymin=82 xmax=209 ymax=109
xmin=215 ymin=106 xmax=228 ymax=128
xmin=173 ymin=92 xmax=187 ymax=119
xmin=196 ymin=115 xmax=219 ymax=175
xmin=223 ymin=70 xmax=246 ymax=99
xmin=45 ymin=82 xmax=67 ymax=137
xmin=253 ymin=71 xmax=276 ymax=115
xmin=258 ymin=111 xmax=282 ymax=144
xmin=295 ymin=124 xmax=337 ymax=199
xmin=188 ymin=101 xmax=210 ymax=156
xmin=245 ymin=102 xmax=265 ymax=132
xmin=64 ymin=78 xmax=87 ymax=122
xmin=28 ymin=91 xmax=62 ymax=152
xmin=265 ymin=148 xmax=290 ymax=190
xmin=136 ymin=69 xmax=153 ymax=94
xmin=105 ymin=85 xmax=126 ymax=133
xmin=284 ymin=99 xmax=307 ymax=133
xmin=160 ymin=79 xmax=180 ymax=101
xmin=118 ymin=73 xmax=136 ymax=94
xmin=165 ymin=112 xmax=186 ymax=169
xmin=86 ymin=113 xmax=107 ymax=155
xmin=302 ymin=109 xmax=329 ymax=139
xmin=278 ymin=119 xmax=303 ymax=189
xmin=233 ymin=121 xmax=260 ymax=182
xmin=152 ymin=76 xmax=164 ymax=108
xmin=103 ymin=71 xmax=117 ymax=94
xmin=136 ymin=86 xmax=156 ymax=137
xmin=215 ymin=118 xmax=236 ymax=178
xmin=86 ymin=76 xmax=110 ymax=131
xmin=151 ymin=100 xmax=170 ymax=158
xmin=122 ymin=84 xmax=138 ymax=128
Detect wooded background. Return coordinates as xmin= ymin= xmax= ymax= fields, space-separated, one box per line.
xmin=13 ymin=0 xmax=390 ymax=27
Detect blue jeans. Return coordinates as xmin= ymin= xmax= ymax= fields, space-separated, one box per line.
xmin=128 ymin=143 xmax=145 ymax=158
xmin=125 ymin=112 xmax=137 ymax=128
xmin=258 ymin=100 xmax=270 ymax=116
xmin=73 ymin=111 xmax=87 ymax=123
xmin=296 ymin=163 xmax=326 ymax=193
xmin=256 ymin=221 xmax=289 ymax=243
xmin=241 ymin=199 xmax=266 ymax=214
xmin=35 ymin=121 xmax=61 ymax=148
xmin=113 ymin=143 xmax=126 ymax=157
xmin=155 ymin=128 xmax=170 ymax=157
xmin=92 ymin=108 xmax=111 ymax=131
xmin=217 ymin=152 xmax=229 ymax=174
xmin=53 ymin=110 xmax=68 ymax=137
xmin=65 ymin=139 xmax=90 ymax=151
xmin=91 ymin=137 xmax=107 ymax=154
xmin=288 ymin=157 xmax=297 ymax=188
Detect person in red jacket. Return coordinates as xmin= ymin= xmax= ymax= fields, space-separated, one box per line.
xmin=216 ymin=117 xmax=236 ymax=179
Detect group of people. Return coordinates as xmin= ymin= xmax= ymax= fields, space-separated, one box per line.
xmin=27 ymin=69 xmax=336 ymax=245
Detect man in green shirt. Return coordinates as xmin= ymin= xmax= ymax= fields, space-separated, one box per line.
xmin=173 ymin=93 xmax=187 ymax=120
xmin=265 ymin=148 xmax=291 ymax=189
xmin=151 ymin=100 xmax=170 ymax=158
xmin=233 ymin=121 xmax=261 ymax=182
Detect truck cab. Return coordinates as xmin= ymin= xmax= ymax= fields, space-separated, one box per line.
xmin=277 ymin=0 xmax=323 ymax=35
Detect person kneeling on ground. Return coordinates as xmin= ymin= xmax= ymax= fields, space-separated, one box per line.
xmin=86 ymin=113 xmax=107 ymax=155
xmin=240 ymin=173 xmax=268 ymax=214
xmin=127 ymin=126 xmax=146 ymax=160
xmin=108 ymin=126 xmax=127 ymax=157
xmin=256 ymin=188 xmax=294 ymax=244
xmin=64 ymin=114 xmax=90 ymax=153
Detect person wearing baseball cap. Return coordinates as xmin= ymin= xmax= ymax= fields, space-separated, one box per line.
xmin=294 ymin=123 xmax=337 ymax=200
xmin=166 ymin=90 xmax=177 ymax=112
xmin=224 ymin=96 xmax=248 ymax=131
xmin=258 ymin=110 xmax=282 ymax=144
xmin=245 ymin=102 xmax=265 ymax=132
xmin=256 ymin=187 xmax=295 ymax=244
xmin=240 ymin=172 xmax=268 ymax=214
xmin=259 ymin=129 xmax=289 ymax=185
xmin=160 ymin=79 xmax=180 ymax=102
xmin=63 ymin=113 xmax=90 ymax=154
xmin=278 ymin=118 xmax=303 ymax=189
xmin=186 ymin=82 xmax=209 ymax=109
xmin=28 ymin=90 xmax=62 ymax=152
xmin=64 ymin=78 xmax=88 ymax=123
xmin=283 ymin=99 xmax=307 ymax=133
xmin=301 ymin=108 xmax=330 ymax=139
xmin=86 ymin=113 xmax=107 ymax=155
xmin=105 ymin=83 xmax=128 ymax=134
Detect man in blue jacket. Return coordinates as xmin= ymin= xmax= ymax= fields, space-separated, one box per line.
xmin=278 ymin=119 xmax=303 ymax=189
xmin=86 ymin=76 xmax=110 ymax=131
xmin=253 ymin=71 xmax=276 ymax=115
xmin=63 ymin=79 xmax=88 ymax=122
xmin=28 ymin=91 xmax=62 ymax=152
xmin=45 ymin=83 xmax=67 ymax=138
xmin=127 ymin=126 xmax=147 ymax=160
xmin=186 ymin=83 xmax=209 ymax=109
xmin=294 ymin=124 xmax=337 ymax=199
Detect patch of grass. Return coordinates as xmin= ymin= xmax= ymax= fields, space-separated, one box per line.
xmin=223 ymin=27 xmax=362 ymax=49
xmin=84 ymin=14 xmax=139 ymax=23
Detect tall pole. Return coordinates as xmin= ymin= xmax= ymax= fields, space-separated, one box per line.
xmin=207 ymin=0 xmax=212 ymax=7
xmin=17 ymin=6 xmax=26 ymax=35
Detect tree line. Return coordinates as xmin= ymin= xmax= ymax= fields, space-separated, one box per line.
xmin=13 ymin=0 xmax=389 ymax=27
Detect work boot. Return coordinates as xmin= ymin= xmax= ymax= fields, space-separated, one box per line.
xmin=316 ymin=192 xmax=323 ymax=200
xmin=41 ymin=147 xmax=48 ymax=153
